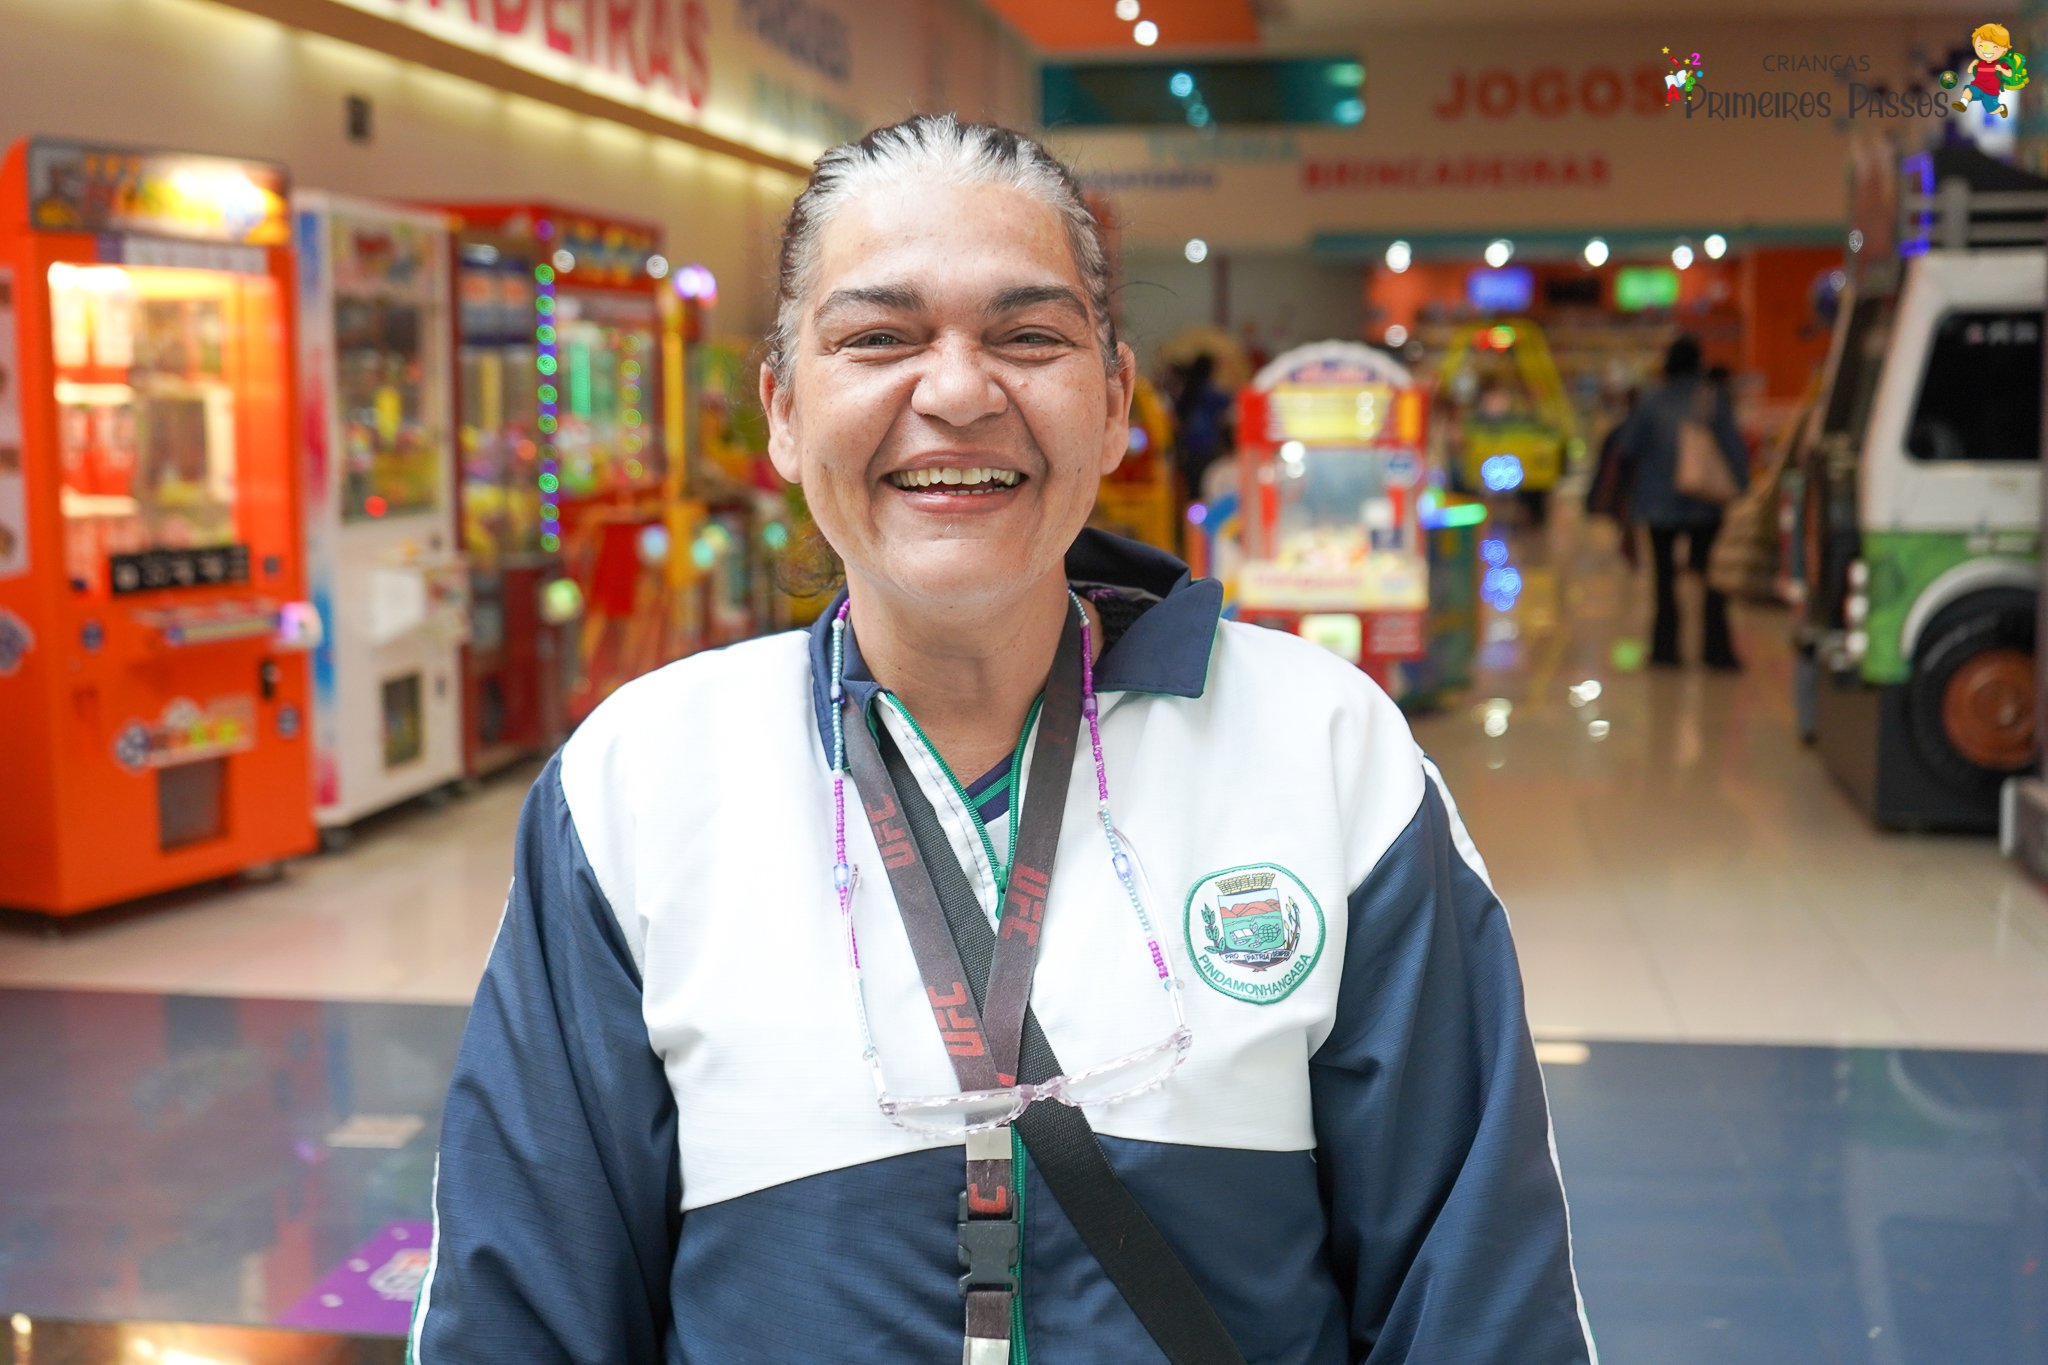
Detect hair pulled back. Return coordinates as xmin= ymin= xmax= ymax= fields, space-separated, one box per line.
xmin=764 ymin=113 xmax=1118 ymax=387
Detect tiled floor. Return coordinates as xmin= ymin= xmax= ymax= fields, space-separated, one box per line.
xmin=3 ymin=507 xmax=2047 ymax=1361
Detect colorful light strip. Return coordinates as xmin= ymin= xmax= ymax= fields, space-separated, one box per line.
xmin=621 ymin=337 xmax=645 ymax=482
xmin=535 ymin=252 xmax=561 ymax=554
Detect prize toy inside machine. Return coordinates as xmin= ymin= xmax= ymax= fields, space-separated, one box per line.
xmin=1234 ymin=341 xmax=1430 ymax=688
xmin=0 ymin=139 xmax=320 ymax=914
xmin=1434 ymin=318 xmax=1578 ymax=524
xmin=296 ymin=195 xmax=467 ymax=843
xmin=1091 ymin=374 xmax=1180 ymax=555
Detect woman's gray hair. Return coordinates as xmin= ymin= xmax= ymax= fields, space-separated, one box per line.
xmin=765 ymin=114 xmax=1119 ymax=387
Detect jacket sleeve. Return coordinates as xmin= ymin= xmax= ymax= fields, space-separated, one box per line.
xmin=1309 ymin=762 xmax=1594 ymax=1364
xmin=410 ymin=755 xmax=681 ymax=1363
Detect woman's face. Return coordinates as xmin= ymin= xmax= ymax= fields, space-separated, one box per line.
xmin=764 ymin=179 xmax=1136 ymax=614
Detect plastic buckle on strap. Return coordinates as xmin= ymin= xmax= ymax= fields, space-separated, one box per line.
xmin=957 ymin=1192 xmax=1020 ymax=1298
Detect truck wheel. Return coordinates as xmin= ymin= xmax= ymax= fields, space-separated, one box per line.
xmin=1908 ymin=591 xmax=2038 ymax=792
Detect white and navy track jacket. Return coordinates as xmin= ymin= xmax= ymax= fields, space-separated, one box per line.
xmin=411 ymin=530 xmax=1597 ymax=1364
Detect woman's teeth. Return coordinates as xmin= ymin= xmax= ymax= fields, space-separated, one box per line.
xmin=888 ymin=467 xmax=1022 ymax=492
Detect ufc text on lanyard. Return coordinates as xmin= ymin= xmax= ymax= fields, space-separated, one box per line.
xmin=842 ymin=610 xmax=1084 ymax=1365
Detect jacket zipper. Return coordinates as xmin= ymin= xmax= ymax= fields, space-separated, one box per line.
xmin=882 ymin=692 xmax=1042 ymax=1365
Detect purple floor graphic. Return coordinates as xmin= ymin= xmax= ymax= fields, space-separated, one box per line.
xmin=278 ymin=1220 xmax=434 ymax=1336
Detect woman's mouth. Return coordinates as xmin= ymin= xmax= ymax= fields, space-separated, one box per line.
xmin=884 ymin=467 xmax=1025 ymax=495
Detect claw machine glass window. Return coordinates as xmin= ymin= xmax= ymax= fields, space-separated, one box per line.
xmin=457 ymin=248 xmax=540 ymax=568
xmin=53 ymin=264 xmax=267 ymax=595
xmin=553 ymin=288 xmax=663 ymax=497
xmin=334 ymin=281 xmax=436 ymax=521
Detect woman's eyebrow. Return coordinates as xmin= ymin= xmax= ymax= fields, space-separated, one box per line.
xmin=984 ymin=284 xmax=1089 ymax=322
xmin=814 ymin=284 xmax=927 ymax=326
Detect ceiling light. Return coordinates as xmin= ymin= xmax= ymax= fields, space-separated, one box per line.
xmin=1115 ymin=0 xmax=1140 ymax=18
xmin=1704 ymin=232 xmax=1727 ymax=259
xmin=1484 ymin=238 xmax=1513 ymax=268
xmin=1672 ymin=243 xmax=1695 ymax=270
xmin=1582 ymin=237 xmax=1609 ymax=267
xmin=1169 ymin=71 xmax=1193 ymax=98
xmin=1133 ymin=19 xmax=1158 ymax=45
xmin=1184 ymin=238 xmax=1209 ymax=263
xmin=1384 ymin=239 xmax=1412 ymax=273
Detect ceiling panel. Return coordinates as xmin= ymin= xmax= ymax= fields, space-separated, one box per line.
xmin=978 ymin=0 xmax=1261 ymax=51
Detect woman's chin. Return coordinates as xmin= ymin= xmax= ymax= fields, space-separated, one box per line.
xmin=859 ymin=542 xmax=1062 ymax=611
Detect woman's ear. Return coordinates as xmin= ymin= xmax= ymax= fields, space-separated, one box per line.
xmin=762 ymin=363 xmax=803 ymax=485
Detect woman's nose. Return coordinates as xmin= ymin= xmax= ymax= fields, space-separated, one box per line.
xmin=909 ymin=336 xmax=1007 ymax=428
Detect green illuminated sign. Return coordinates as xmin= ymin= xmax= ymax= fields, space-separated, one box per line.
xmin=1615 ymin=267 xmax=1680 ymax=311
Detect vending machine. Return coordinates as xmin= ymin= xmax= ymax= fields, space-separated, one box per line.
xmin=1233 ymin=341 xmax=1431 ymax=690
xmin=295 ymin=195 xmax=466 ymax=841
xmin=0 ymin=139 xmax=319 ymax=915
xmin=442 ymin=202 xmax=685 ymax=754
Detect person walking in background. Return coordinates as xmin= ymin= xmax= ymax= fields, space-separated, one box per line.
xmin=1585 ymin=386 xmax=1641 ymax=572
xmin=1617 ymin=335 xmax=1748 ymax=670
xmin=1171 ymin=351 xmax=1234 ymax=499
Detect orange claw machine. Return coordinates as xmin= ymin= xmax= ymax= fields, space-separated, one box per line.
xmin=442 ymin=201 xmax=689 ymax=762
xmin=1233 ymin=340 xmax=1431 ymax=690
xmin=0 ymin=139 xmax=320 ymax=914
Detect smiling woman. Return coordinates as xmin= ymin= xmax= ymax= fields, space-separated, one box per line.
xmin=415 ymin=113 xmax=1595 ymax=1365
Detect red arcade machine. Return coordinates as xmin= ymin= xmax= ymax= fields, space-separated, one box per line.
xmin=1233 ymin=341 xmax=1431 ymax=689
xmin=443 ymin=203 xmax=681 ymax=765
xmin=0 ymin=139 xmax=319 ymax=914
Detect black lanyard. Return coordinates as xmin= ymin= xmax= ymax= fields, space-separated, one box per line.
xmin=840 ymin=608 xmax=1084 ymax=1358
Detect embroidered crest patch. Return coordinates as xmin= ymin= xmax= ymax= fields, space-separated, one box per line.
xmin=1183 ymin=862 xmax=1326 ymax=1004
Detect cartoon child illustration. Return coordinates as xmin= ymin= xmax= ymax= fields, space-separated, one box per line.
xmin=1943 ymin=23 xmax=2030 ymax=117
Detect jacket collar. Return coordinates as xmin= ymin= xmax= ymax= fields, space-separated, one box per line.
xmin=807 ymin=528 xmax=1222 ymax=761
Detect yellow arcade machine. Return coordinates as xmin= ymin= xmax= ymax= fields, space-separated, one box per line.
xmin=1437 ymin=318 xmax=1579 ymax=521
xmin=1091 ymin=374 xmax=1179 ymax=554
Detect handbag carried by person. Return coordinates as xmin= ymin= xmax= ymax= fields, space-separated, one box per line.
xmin=1706 ymin=453 xmax=1784 ymax=601
xmin=1674 ymin=385 xmax=1740 ymax=506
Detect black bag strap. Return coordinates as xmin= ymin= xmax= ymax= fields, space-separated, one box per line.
xmin=878 ymin=727 xmax=1249 ymax=1365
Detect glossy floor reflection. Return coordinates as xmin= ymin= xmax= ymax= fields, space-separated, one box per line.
xmin=2 ymin=1319 xmax=404 ymax=1364
xmin=1408 ymin=507 xmax=2048 ymax=1052
xmin=0 ymin=990 xmax=460 ymax=1345
xmin=2 ymin=988 xmax=2043 ymax=1363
